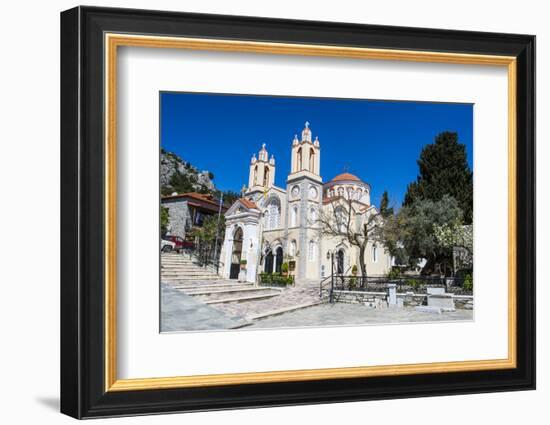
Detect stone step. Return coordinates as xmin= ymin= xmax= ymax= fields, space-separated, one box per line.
xmin=162 ymin=269 xmax=217 ymax=274
xmin=204 ymin=292 xmax=280 ymax=305
xmin=173 ymin=282 xmax=254 ymax=291
xmin=161 ymin=267 xmax=217 ymax=272
xmin=162 ymin=274 xmax=220 ymax=280
xmin=184 ymin=287 xmax=278 ymax=296
xmin=162 ymin=274 xmax=219 ymax=279
xmin=161 ymin=266 xmax=215 ymax=272
xmin=247 ymin=300 xmax=322 ymax=321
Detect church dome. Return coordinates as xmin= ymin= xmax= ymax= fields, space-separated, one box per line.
xmin=330 ymin=172 xmax=362 ymax=183
xmin=324 ymin=172 xmax=371 ymax=205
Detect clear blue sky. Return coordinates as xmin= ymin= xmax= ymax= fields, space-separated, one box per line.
xmin=160 ymin=92 xmax=473 ymax=209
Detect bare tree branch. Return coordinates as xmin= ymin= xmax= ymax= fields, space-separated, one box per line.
xmin=317 ymin=197 xmax=384 ymax=276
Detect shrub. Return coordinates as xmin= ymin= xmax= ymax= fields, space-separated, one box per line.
xmin=463 ymin=273 xmax=473 ymax=291
xmin=349 ymin=276 xmax=357 ymax=288
xmin=351 ymin=264 xmax=358 ymax=275
xmin=406 ymin=278 xmax=420 ymax=290
xmin=281 ymin=262 xmax=289 ymax=273
xmin=239 ymin=259 xmax=247 ymax=265
xmin=260 ymin=273 xmax=293 ymax=286
xmin=387 ymin=267 xmax=401 ymax=279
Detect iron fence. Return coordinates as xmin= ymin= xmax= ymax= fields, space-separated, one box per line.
xmin=321 ymin=275 xmax=472 ymax=299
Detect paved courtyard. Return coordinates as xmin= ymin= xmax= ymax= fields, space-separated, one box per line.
xmin=161 ymin=281 xmax=473 ymax=332
xmin=249 ymin=302 xmax=473 ymax=329
xmin=161 ymin=285 xmax=250 ymax=332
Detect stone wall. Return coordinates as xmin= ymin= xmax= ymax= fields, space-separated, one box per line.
xmin=332 ymin=290 xmax=388 ymax=308
xmin=453 ymin=295 xmax=474 ymax=310
xmin=397 ymin=293 xmax=427 ymax=307
xmin=162 ymin=199 xmax=190 ymax=239
xmin=329 ymin=290 xmax=474 ymax=310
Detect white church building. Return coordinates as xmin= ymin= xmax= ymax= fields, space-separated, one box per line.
xmin=219 ymin=122 xmax=392 ymax=284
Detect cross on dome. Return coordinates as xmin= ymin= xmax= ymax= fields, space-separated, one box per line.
xmin=301 ymin=120 xmax=312 ymax=142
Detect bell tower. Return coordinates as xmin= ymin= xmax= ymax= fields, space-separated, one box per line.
xmin=247 ymin=143 xmax=275 ymax=195
xmin=286 ymin=121 xmax=323 ymax=282
xmin=290 ymin=122 xmax=321 ymax=177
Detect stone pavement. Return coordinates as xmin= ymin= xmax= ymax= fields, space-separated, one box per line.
xmin=161 ymin=284 xmax=249 ymax=332
xmin=210 ymin=281 xmax=321 ymax=319
xmin=249 ymin=302 xmax=473 ymax=329
xmin=161 ymin=278 xmax=473 ymax=332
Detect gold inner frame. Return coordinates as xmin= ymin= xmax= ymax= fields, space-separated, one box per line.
xmin=104 ymin=33 xmax=517 ymax=392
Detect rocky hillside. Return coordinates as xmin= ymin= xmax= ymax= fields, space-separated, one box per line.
xmin=160 ymin=149 xmax=216 ymax=196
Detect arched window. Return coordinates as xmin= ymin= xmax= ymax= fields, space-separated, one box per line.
xmin=297 ymin=148 xmax=302 ymax=171
xmin=263 ymin=166 xmax=270 ymax=187
xmin=265 ymin=198 xmax=280 ymax=230
xmin=291 ymin=205 xmax=298 ymax=227
xmin=373 ymin=245 xmax=378 ymax=263
xmin=290 ymin=240 xmax=297 ymax=257
xmin=335 ymin=206 xmax=347 ymax=233
xmin=308 ymin=240 xmax=317 ymax=262
xmin=309 ymin=207 xmax=317 ymax=224
xmin=309 ymin=148 xmax=315 ymax=173
xmin=253 ymin=165 xmax=258 ymax=185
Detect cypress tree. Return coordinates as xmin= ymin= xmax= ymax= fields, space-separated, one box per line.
xmin=379 ymin=190 xmax=394 ymax=217
xmin=403 ymin=131 xmax=473 ymax=224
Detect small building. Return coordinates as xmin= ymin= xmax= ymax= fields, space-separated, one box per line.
xmin=161 ymin=192 xmax=227 ymax=239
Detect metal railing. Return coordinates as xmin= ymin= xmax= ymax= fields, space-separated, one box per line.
xmin=320 ymin=274 xmax=472 ymax=300
xmin=333 ymin=275 xmax=472 ymax=295
xmin=183 ymin=247 xmax=221 ymax=275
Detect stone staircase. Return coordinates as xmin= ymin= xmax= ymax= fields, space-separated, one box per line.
xmin=160 ymin=255 xmax=324 ymax=330
xmin=161 ymin=253 xmax=221 ymax=282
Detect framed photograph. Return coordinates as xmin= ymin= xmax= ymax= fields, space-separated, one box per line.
xmin=60 ymin=6 xmax=535 ymax=419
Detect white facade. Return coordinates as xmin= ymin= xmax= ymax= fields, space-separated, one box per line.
xmin=219 ymin=122 xmax=392 ymax=283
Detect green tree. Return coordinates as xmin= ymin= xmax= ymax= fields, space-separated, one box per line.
xmin=190 ymin=215 xmax=226 ymax=264
xmin=160 ymin=207 xmax=170 ymax=236
xmin=168 ymin=170 xmax=195 ymax=194
xmin=403 ymin=131 xmax=473 ymax=223
xmin=379 ymin=190 xmax=394 ymax=218
xmin=383 ymin=195 xmax=464 ymax=275
xmin=216 ymin=190 xmax=240 ymax=207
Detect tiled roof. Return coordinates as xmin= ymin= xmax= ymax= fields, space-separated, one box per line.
xmin=162 ymin=192 xmax=226 ymax=210
xmin=329 ymin=172 xmax=362 ymax=183
xmin=239 ymin=198 xmax=259 ymax=210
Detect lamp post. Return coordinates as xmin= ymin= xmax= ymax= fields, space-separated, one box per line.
xmin=213 ymin=193 xmax=223 ymax=274
xmin=326 ymin=250 xmax=335 ymax=304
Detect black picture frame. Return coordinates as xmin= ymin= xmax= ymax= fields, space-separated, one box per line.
xmin=61 ymin=6 xmax=535 ymax=419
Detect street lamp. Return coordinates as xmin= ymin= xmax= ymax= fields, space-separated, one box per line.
xmin=326 ymin=249 xmax=335 ymax=303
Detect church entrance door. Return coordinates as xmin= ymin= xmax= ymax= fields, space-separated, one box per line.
xmin=264 ymin=250 xmax=274 ymax=274
xmin=275 ymin=247 xmax=283 ymax=274
xmin=337 ymin=249 xmax=345 ymax=274
xmin=229 ymin=227 xmax=243 ymax=279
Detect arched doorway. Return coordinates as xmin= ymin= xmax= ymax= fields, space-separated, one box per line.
xmin=264 ymin=249 xmax=274 ymax=274
xmin=229 ymin=227 xmax=243 ymax=279
xmin=337 ymin=249 xmax=345 ymax=275
xmin=275 ymin=247 xmax=283 ymax=273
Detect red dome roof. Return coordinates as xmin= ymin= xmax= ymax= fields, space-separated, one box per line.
xmin=330 ymin=172 xmax=362 ymax=183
